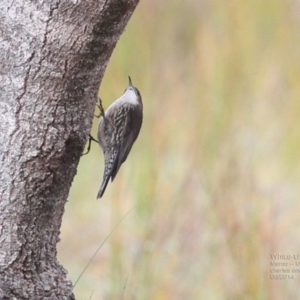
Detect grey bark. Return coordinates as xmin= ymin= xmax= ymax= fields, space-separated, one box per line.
xmin=0 ymin=0 xmax=139 ymax=298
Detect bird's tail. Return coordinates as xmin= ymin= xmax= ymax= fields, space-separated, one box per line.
xmin=97 ymin=150 xmax=119 ymax=199
xmin=97 ymin=174 xmax=110 ymax=199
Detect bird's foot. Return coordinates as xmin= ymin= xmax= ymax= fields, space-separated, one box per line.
xmin=82 ymin=134 xmax=99 ymax=156
xmin=95 ymin=97 xmax=105 ymax=118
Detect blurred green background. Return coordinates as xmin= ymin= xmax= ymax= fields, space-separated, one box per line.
xmin=58 ymin=0 xmax=300 ymax=299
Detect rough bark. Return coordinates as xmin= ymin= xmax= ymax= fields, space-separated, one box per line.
xmin=0 ymin=0 xmax=139 ymax=298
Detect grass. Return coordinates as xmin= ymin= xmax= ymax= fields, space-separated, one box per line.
xmin=57 ymin=0 xmax=300 ymax=299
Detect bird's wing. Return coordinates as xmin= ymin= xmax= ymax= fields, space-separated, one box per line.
xmin=111 ymin=106 xmax=143 ymax=181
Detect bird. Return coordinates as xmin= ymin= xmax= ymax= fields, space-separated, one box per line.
xmin=96 ymin=76 xmax=143 ymax=198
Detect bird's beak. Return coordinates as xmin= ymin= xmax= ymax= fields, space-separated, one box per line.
xmin=128 ymin=76 xmax=133 ymax=87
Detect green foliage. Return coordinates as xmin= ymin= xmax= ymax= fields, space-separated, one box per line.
xmin=58 ymin=0 xmax=300 ymax=298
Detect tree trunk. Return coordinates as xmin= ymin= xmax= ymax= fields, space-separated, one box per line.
xmin=0 ymin=0 xmax=139 ymax=298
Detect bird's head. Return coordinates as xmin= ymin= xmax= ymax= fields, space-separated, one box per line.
xmin=124 ymin=76 xmax=142 ymax=104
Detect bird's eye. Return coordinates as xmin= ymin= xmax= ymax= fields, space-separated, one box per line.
xmin=135 ymin=88 xmax=141 ymax=97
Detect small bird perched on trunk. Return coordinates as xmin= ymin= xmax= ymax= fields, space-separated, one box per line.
xmin=96 ymin=77 xmax=143 ymax=198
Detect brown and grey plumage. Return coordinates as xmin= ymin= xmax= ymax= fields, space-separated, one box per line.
xmin=97 ymin=77 xmax=143 ymax=198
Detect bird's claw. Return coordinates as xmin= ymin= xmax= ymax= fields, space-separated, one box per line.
xmin=94 ymin=97 xmax=105 ymax=118
xmin=82 ymin=134 xmax=99 ymax=156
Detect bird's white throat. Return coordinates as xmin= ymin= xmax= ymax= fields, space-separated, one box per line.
xmin=122 ymin=88 xmax=139 ymax=105
xmin=105 ymin=88 xmax=139 ymax=115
